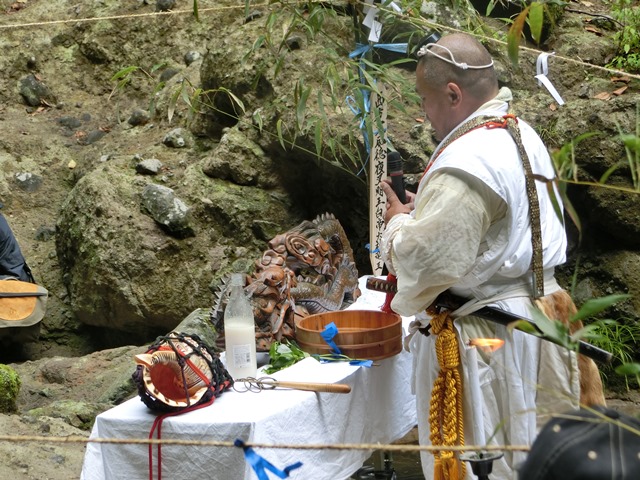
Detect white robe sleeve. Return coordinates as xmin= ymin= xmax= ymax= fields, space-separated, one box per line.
xmin=382 ymin=168 xmax=505 ymax=317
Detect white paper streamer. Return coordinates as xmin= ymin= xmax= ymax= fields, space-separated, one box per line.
xmin=535 ymin=52 xmax=565 ymax=106
xmin=368 ymin=20 xmax=382 ymax=43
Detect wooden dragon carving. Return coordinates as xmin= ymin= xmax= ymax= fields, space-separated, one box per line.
xmin=213 ymin=213 xmax=361 ymax=351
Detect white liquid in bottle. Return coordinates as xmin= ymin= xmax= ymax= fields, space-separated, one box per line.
xmin=223 ymin=274 xmax=257 ymax=380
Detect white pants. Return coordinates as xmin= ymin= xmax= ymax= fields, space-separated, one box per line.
xmin=410 ymin=297 xmax=580 ymax=480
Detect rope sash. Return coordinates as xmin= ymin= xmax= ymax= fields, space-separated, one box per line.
xmin=427 ymin=307 xmax=466 ymax=480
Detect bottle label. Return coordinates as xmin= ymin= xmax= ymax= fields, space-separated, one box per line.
xmin=232 ymin=344 xmax=252 ymax=368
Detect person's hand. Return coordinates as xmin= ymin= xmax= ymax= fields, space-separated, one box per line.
xmin=380 ymin=180 xmax=412 ymax=224
xmin=405 ymin=190 xmax=416 ymax=208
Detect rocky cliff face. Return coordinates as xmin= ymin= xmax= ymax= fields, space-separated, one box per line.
xmin=0 ymin=0 xmax=638 ymax=365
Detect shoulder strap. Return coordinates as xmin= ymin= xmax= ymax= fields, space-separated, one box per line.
xmin=429 ymin=114 xmax=545 ymax=298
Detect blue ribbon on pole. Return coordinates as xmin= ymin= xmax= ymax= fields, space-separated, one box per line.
xmin=320 ymin=322 xmax=342 ymax=355
xmin=346 ymin=41 xmax=408 ymax=171
xmin=235 ymin=439 xmax=303 ymax=480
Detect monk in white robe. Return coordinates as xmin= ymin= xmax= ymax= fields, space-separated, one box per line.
xmin=380 ymin=33 xmax=604 ymax=479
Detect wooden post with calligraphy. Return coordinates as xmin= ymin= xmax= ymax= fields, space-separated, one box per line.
xmin=368 ymin=84 xmax=388 ymax=276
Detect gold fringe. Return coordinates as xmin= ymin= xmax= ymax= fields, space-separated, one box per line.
xmin=428 ymin=309 xmax=466 ymax=480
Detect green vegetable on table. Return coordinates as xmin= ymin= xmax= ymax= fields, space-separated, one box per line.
xmin=263 ymin=340 xmax=310 ymax=374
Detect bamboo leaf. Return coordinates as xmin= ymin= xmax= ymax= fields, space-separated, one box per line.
xmin=253 ymin=109 xmax=264 ymax=133
xmin=180 ymin=84 xmax=191 ymax=106
xmin=545 ymin=180 xmax=564 ymax=225
xmin=615 ymin=362 xmax=640 ymax=376
xmin=190 ymin=88 xmax=203 ymax=112
xmin=219 ymin=88 xmax=245 ymax=116
xmin=274 ymin=56 xmax=285 ymax=78
xmin=193 ymin=0 xmax=200 ymax=22
xmin=507 ymin=7 xmax=530 ymax=66
xmin=599 ymin=161 xmax=624 ymax=184
xmin=295 ymin=81 xmax=310 ymax=130
xmin=528 ymin=2 xmax=544 ymax=45
xmin=572 ymin=294 xmax=631 ymax=323
xmin=317 ymin=90 xmax=328 ymax=124
xmin=314 ymin=119 xmax=323 ymax=157
xmin=619 ymin=134 xmax=640 ymax=151
xmin=570 ymin=323 xmax=605 ymax=342
xmin=276 ymin=119 xmax=286 ymax=150
xmin=167 ymin=83 xmax=182 ymax=123
xmin=507 ymin=319 xmax=539 ymax=335
xmin=561 ymin=190 xmax=582 ymax=242
xmin=110 ymin=66 xmax=139 ymax=82
xmin=361 ymin=69 xmax=380 ymax=95
xmin=150 ymin=62 xmax=167 ymax=74
xmin=529 ymin=307 xmax=570 ymax=347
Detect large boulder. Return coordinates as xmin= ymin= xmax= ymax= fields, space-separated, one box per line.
xmin=55 ymin=155 xmax=301 ymax=336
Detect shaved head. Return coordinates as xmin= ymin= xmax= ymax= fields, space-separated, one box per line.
xmin=418 ymin=33 xmax=498 ymax=105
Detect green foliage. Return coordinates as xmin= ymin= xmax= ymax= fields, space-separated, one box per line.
xmin=523 ymin=295 xmax=640 ymax=391
xmin=517 ymin=294 xmax=630 ymax=357
xmin=590 ymin=320 xmax=640 ymax=390
xmin=571 ymin=294 xmax=632 ymax=324
xmin=489 ymin=0 xmax=565 ymax=65
xmin=616 ymin=102 xmax=640 ymax=190
xmin=231 ymin=1 xmax=421 ymax=182
xmin=264 ymin=340 xmax=309 ymax=374
xmin=108 ymin=63 xmax=165 ymax=122
xmin=608 ymin=0 xmax=640 ymax=73
xmin=504 ymin=1 xmax=557 ymax=65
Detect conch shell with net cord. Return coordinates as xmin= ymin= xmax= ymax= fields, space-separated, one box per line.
xmin=134 ymin=335 xmax=214 ymax=409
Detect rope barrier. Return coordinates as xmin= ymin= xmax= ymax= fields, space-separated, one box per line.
xmin=0 ymin=434 xmax=531 ymax=452
xmin=0 ymin=0 xmax=636 ymax=81
xmin=372 ymin=2 xmax=640 ymax=81
xmin=0 ymin=4 xmax=261 ymax=29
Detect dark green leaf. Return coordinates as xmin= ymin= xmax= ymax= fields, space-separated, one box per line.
xmin=619 ymin=134 xmax=640 ymax=152
xmin=276 ymin=119 xmax=286 ymax=150
xmin=599 ymin=162 xmax=624 ymax=184
xmin=528 ymin=2 xmax=544 ymax=44
xmin=615 ymin=362 xmax=640 ymax=376
xmin=110 ymin=66 xmax=139 ymax=82
xmin=529 ymin=307 xmax=571 ymax=348
xmin=314 ymin=119 xmax=323 ymax=156
xmin=572 ymin=294 xmax=631 ymax=322
xmin=193 ymin=0 xmax=200 ymax=22
xmin=508 ymin=319 xmax=539 ymax=335
xmin=561 ymin=191 xmax=582 ymax=243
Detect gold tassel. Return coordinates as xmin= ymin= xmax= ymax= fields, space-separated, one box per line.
xmin=428 ymin=309 xmax=466 ymax=480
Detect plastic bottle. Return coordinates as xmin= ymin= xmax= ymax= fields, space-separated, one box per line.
xmin=223 ymin=273 xmax=257 ymax=380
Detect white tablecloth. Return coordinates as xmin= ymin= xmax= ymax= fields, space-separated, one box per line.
xmin=81 ymin=277 xmax=417 ymax=480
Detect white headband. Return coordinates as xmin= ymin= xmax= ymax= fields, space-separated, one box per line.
xmin=417 ymin=43 xmax=494 ymax=70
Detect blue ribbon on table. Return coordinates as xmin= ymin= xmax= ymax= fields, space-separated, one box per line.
xmin=234 ymin=439 xmax=303 ymax=480
xmin=320 ymin=322 xmax=342 ymax=355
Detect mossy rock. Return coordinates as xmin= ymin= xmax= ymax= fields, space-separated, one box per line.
xmin=0 ymin=364 xmax=21 ymax=413
xmin=26 ymin=400 xmax=111 ymax=430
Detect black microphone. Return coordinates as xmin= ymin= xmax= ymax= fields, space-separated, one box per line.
xmin=387 ymin=152 xmax=406 ymax=204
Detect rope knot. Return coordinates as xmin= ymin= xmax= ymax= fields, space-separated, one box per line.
xmin=427 ymin=309 xmax=466 ymax=479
